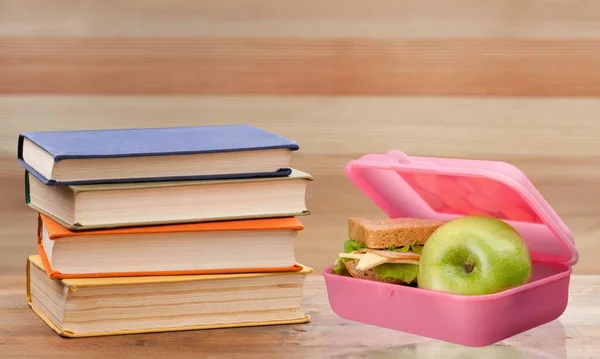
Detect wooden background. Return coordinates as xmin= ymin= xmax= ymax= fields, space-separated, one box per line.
xmin=1 ymin=0 xmax=599 ymax=275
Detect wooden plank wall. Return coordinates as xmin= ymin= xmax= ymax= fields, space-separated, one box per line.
xmin=1 ymin=0 xmax=599 ymax=274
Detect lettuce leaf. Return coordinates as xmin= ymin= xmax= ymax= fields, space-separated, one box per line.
xmin=372 ymin=263 xmax=419 ymax=284
xmin=332 ymin=240 xmax=422 ymax=278
xmin=389 ymin=243 xmax=423 ymax=254
xmin=332 ymin=257 xmax=347 ymax=274
xmin=345 ymin=240 xmax=421 ymax=254
xmin=344 ymin=240 xmax=366 ymax=253
xmin=332 ymin=240 xmax=365 ymax=275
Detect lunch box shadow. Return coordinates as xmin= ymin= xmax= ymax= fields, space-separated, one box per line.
xmin=328 ymin=319 xmax=566 ymax=358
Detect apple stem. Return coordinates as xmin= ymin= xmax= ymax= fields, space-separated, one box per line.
xmin=464 ymin=260 xmax=474 ymax=273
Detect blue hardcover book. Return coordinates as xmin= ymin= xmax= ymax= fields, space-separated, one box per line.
xmin=18 ymin=125 xmax=299 ymax=185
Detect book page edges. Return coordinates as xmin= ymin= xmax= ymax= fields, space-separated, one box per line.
xmin=69 ymin=168 xmax=313 ymax=193
xmin=30 ymin=253 xmax=312 ymax=283
xmin=26 ymin=254 xmax=310 ymax=338
xmin=28 ymin=303 xmax=69 ymax=337
xmin=31 ymin=204 xmax=309 ymax=234
xmin=29 ymin=304 xmax=309 ymax=338
xmin=26 ymin=255 xmax=69 ymax=337
xmin=40 ymin=214 xmax=304 ymax=239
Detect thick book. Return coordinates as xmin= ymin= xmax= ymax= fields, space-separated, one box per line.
xmin=26 ymin=255 xmax=312 ymax=337
xmin=26 ymin=169 xmax=312 ymax=230
xmin=36 ymin=214 xmax=304 ymax=279
xmin=18 ymin=125 xmax=299 ymax=185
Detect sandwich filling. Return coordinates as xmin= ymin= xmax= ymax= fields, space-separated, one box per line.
xmin=332 ymin=240 xmax=423 ymax=284
xmin=333 ymin=217 xmax=445 ymax=285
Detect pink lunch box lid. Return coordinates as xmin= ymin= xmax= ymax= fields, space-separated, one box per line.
xmin=344 ymin=149 xmax=578 ymax=267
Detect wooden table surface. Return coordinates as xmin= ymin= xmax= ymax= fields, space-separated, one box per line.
xmin=1 ymin=275 xmax=599 ymax=359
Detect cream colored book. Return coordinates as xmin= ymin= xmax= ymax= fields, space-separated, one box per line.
xmin=26 ymin=255 xmax=312 ymax=338
xmin=26 ymin=169 xmax=312 ymax=230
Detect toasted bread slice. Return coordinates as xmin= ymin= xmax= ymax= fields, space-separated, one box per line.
xmin=348 ymin=217 xmax=445 ymax=249
xmin=343 ymin=259 xmax=406 ymax=285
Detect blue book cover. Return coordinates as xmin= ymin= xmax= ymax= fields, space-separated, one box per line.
xmin=18 ymin=124 xmax=299 ymax=185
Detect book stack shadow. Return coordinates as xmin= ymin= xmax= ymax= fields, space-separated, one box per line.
xmin=18 ymin=125 xmax=313 ymax=337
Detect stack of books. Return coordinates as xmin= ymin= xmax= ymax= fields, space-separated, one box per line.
xmin=17 ymin=124 xmax=313 ymax=337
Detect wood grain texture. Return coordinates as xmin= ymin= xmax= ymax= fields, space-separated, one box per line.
xmin=1 ymin=96 xmax=599 ymax=157
xmin=2 ymin=0 xmax=600 ymax=38
xmin=2 ymin=38 xmax=600 ymax=96
xmin=1 ymin=96 xmax=599 ymax=274
xmin=1 ymin=0 xmax=600 ymax=277
xmin=1 ymin=274 xmax=599 ymax=358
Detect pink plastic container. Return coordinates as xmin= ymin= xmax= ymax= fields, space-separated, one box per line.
xmin=323 ymin=150 xmax=578 ymax=347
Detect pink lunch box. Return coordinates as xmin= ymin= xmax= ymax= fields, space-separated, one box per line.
xmin=323 ymin=150 xmax=578 ymax=347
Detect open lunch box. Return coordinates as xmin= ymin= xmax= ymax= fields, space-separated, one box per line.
xmin=323 ymin=150 xmax=578 ymax=347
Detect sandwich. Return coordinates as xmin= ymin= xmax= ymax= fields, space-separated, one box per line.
xmin=332 ymin=217 xmax=445 ymax=285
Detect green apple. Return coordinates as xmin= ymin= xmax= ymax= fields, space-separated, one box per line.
xmin=418 ymin=216 xmax=532 ymax=295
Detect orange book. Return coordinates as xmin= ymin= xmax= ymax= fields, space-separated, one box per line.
xmin=37 ymin=214 xmax=304 ymax=279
